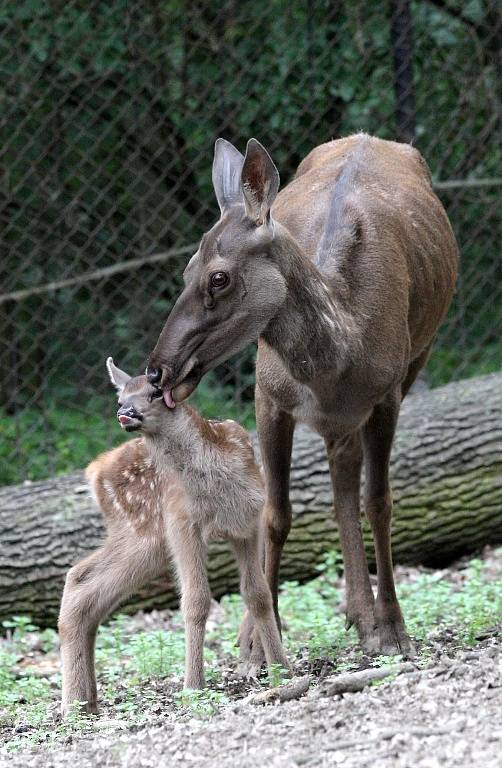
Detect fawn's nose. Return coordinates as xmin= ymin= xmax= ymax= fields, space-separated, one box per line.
xmin=146 ymin=367 xmax=162 ymax=385
xmin=117 ymin=404 xmax=143 ymax=421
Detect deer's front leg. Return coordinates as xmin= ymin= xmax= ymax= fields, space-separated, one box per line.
xmin=169 ymin=525 xmax=211 ymax=689
xmin=362 ymin=391 xmax=415 ymax=656
xmin=59 ymin=537 xmax=165 ymax=716
xmin=238 ymin=386 xmax=295 ymax=670
xmin=232 ymin=533 xmax=290 ymax=678
xmin=325 ymin=432 xmax=377 ymax=653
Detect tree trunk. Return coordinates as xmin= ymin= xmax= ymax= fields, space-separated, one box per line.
xmin=1 ymin=373 xmax=501 ymax=627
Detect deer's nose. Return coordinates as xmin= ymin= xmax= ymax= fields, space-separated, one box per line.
xmin=146 ymin=367 xmax=162 ymax=385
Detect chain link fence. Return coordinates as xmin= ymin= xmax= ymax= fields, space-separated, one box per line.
xmin=1 ymin=0 xmax=501 ymax=486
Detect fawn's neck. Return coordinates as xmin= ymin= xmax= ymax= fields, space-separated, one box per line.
xmin=147 ymin=405 xmax=213 ymax=477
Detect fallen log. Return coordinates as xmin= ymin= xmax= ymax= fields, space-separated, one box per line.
xmin=248 ymin=676 xmax=311 ymax=706
xmin=1 ymin=372 xmax=501 ymax=627
xmin=320 ymin=662 xmax=415 ymax=696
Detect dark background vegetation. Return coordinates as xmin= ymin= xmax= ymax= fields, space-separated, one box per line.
xmin=1 ymin=0 xmax=501 ymax=485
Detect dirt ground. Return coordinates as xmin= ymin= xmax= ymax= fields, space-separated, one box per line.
xmin=2 ymin=549 xmax=501 ymax=767
xmin=3 ymin=640 xmax=501 ymax=768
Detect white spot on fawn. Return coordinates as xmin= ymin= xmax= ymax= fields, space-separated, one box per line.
xmin=103 ymin=480 xmax=115 ymax=499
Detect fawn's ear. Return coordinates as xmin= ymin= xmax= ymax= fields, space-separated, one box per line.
xmin=106 ymin=357 xmax=131 ymax=393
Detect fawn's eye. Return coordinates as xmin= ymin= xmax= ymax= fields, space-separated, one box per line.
xmin=209 ymin=271 xmax=229 ymax=290
xmin=149 ymin=389 xmax=163 ymax=402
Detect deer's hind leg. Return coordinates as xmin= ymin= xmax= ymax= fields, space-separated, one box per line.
xmin=59 ymin=533 xmax=166 ymax=716
xmin=362 ymin=390 xmax=415 ymax=656
xmin=325 ymin=432 xmax=377 ymax=653
xmin=232 ymin=533 xmax=289 ymax=678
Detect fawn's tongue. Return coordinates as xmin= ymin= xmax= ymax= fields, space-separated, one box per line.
xmin=163 ymin=390 xmax=176 ymax=409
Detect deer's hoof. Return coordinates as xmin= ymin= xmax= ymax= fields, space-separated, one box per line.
xmin=375 ymin=618 xmax=416 ymax=658
xmin=360 ymin=632 xmax=381 ymax=656
xmin=237 ymin=659 xmax=265 ymax=679
xmin=346 ymin=608 xmax=378 ymax=655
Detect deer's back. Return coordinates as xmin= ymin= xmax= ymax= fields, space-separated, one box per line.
xmin=273 ymin=133 xmax=458 ymax=361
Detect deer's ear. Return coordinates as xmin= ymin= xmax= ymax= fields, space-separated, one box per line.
xmin=241 ymin=139 xmax=280 ymax=227
xmin=212 ymin=138 xmax=245 ymax=213
xmin=106 ymin=357 xmax=131 ymax=393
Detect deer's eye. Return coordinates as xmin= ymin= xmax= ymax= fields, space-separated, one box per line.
xmin=149 ymin=388 xmax=163 ymax=402
xmin=209 ymin=271 xmax=229 ymax=290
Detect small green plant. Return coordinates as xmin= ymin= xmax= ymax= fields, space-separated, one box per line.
xmin=62 ymin=700 xmax=96 ymax=730
xmin=333 ymin=658 xmax=360 ymax=674
xmin=371 ymin=674 xmax=397 ymax=688
xmin=174 ymin=688 xmax=228 ymax=717
xmin=2 ymin=616 xmax=38 ymax=646
xmin=267 ymin=663 xmax=289 ymax=688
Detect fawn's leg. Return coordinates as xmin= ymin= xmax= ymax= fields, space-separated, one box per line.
xmin=232 ymin=534 xmax=289 ymax=678
xmin=168 ymin=524 xmax=211 ymax=689
xmin=238 ymin=384 xmax=295 ymax=667
xmin=59 ymin=536 xmax=165 ymax=716
xmin=362 ymin=390 xmax=415 ymax=655
xmin=325 ymin=432 xmax=377 ymax=653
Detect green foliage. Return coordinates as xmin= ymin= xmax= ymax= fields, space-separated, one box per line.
xmin=267 ymin=663 xmax=289 ymax=689
xmin=0 ymin=397 xmax=126 ymax=485
xmin=398 ymin=558 xmax=502 ymax=644
xmin=174 ymin=688 xmax=228 ymax=717
xmin=428 ymin=340 xmax=502 ymax=388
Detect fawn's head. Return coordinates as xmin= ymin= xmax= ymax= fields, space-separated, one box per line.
xmin=106 ymin=357 xmax=170 ymax=434
xmin=147 ymin=138 xmax=288 ymax=405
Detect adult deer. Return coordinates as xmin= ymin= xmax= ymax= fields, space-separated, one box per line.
xmin=147 ymin=133 xmax=458 ymax=664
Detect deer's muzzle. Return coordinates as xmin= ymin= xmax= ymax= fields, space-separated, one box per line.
xmin=117 ymin=404 xmax=143 ymax=431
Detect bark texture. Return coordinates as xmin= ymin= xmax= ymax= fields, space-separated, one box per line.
xmin=1 ymin=373 xmax=501 ymax=627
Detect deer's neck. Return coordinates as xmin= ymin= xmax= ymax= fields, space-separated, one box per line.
xmin=262 ymin=234 xmax=360 ymax=382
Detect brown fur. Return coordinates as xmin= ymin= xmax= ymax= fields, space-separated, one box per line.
xmin=148 ymin=133 xmax=459 ymax=665
xmin=59 ymin=371 xmax=288 ymax=716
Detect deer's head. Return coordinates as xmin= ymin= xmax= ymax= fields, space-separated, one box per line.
xmin=107 ymin=357 xmax=169 ymax=433
xmin=147 ymin=139 xmax=287 ymax=404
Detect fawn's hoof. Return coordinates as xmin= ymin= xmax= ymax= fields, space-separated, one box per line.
xmin=236 ymin=612 xmax=255 ymax=661
xmin=61 ymin=699 xmax=98 ymax=718
xmin=237 ymin=614 xmax=266 ymax=665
